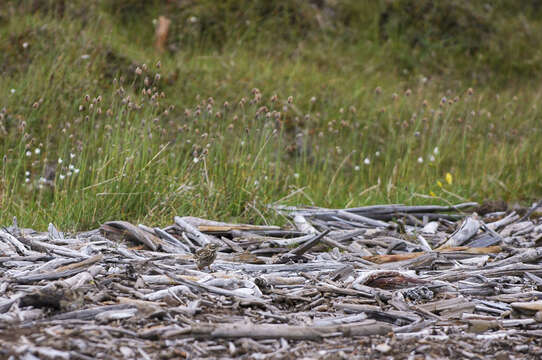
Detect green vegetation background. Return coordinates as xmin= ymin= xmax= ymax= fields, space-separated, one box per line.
xmin=0 ymin=0 xmax=541 ymax=230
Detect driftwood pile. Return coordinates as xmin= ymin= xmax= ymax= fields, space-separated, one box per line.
xmin=1 ymin=201 xmax=542 ymax=359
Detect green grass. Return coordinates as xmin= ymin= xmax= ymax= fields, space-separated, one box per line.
xmin=0 ymin=1 xmax=541 ymax=230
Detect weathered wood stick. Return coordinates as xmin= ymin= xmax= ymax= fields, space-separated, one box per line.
xmin=50 ymin=304 xmax=136 ymax=321
xmin=278 ymin=202 xmax=477 ymax=217
xmin=17 ymin=236 xmax=88 ymax=258
xmin=174 ymin=216 xmax=211 ymax=246
xmin=337 ymin=210 xmax=390 ymax=228
xmin=486 ymin=211 xmax=519 ymax=231
xmin=335 ymin=303 xmax=420 ymax=324
xmin=517 ymin=199 xmax=542 ymax=222
xmin=0 ymin=255 xmax=53 ymax=263
xmin=438 ymin=215 xmax=481 ymax=248
xmin=364 ymin=246 xmax=501 ymax=265
xmin=165 ymin=272 xmax=266 ymax=304
xmin=345 ymin=202 xmax=478 ymax=214
xmin=102 ymin=221 xmax=158 ymax=251
xmin=153 ymin=227 xmax=191 ymax=252
xmin=213 ymin=262 xmax=345 ymax=273
xmin=483 ymin=247 xmax=542 ymax=268
xmin=188 ymin=321 xmax=392 ymax=340
xmin=285 ymin=229 xmax=330 ymax=257
xmin=180 ymin=216 xmax=280 ymax=231
xmin=13 ymin=254 xmax=103 ymax=284
xmin=0 ymin=230 xmax=34 ymax=255
xmin=433 ymin=263 xmax=542 ymax=282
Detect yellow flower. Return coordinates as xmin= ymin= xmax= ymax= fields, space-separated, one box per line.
xmin=437 ymin=180 xmax=443 ymax=188
xmin=429 ymin=191 xmax=436 ymax=197
xmin=445 ymin=173 xmax=453 ymax=185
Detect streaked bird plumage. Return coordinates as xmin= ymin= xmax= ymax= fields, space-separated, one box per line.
xmin=195 ymin=243 xmax=219 ymax=270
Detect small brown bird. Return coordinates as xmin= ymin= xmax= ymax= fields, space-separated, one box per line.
xmin=195 ymin=243 xmax=219 ymax=271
